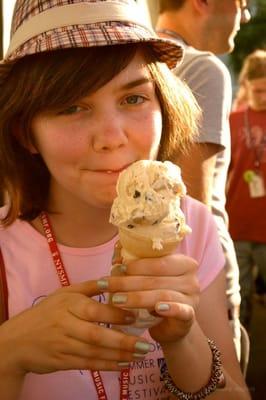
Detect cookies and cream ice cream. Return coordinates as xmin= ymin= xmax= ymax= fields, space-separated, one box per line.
xmin=110 ymin=160 xmax=191 ymax=260
xmin=109 ymin=160 xmax=191 ymax=331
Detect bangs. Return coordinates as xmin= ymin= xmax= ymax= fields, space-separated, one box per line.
xmin=5 ymin=45 xmax=142 ymax=117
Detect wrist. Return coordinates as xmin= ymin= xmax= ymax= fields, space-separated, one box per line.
xmin=0 ymin=370 xmax=25 ymax=400
xmin=0 ymin=341 xmax=25 ymax=400
xmin=0 ymin=324 xmax=27 ymax=377
xmin=162 ymin=338 xmax=226 ymax=399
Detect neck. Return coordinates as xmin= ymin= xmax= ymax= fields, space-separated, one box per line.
xmin=156 ymin=28 xmax=183 ymax=42
xmin=156 ymin=12 xmax=204 ymax=49
xmin=32 ymin=209 xmax=117 ymax=248
xmin=31 ymin=192 xmax=117 ymax=248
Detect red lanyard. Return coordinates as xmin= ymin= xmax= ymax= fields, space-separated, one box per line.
xmin=40 ymin=211 xmax=129 ymax=400
xmin=244 ymin=108 xmax=265 ymax=169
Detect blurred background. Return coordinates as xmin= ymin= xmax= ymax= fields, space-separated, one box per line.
xmin=135 ymin=0 xmax=266 ymax=92
xmin=0 ymin=0 xmax=265 ymax=398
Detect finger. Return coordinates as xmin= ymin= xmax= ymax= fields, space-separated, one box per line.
xmin=149 ymin=311 xmax=194 ymax=343
xmin=112 ymin=241 xmax=123 ymax=264
xmin=61 ymin=337 xmax=147 ymax=363
xmin=48 ymin=352 xmax=133 ymax=372
xmin=155 ymin=301 xmax=195 ymax=321
xmin=64 ymin=318 xmax=152 ymax=355
xmin=102 ymin=275 xmax=199 ymax=296
xmin=68 ymin=296 xmax=136 ymax=325
xmin=111 ymin=289 xmax=196 ymax=310
xmin=53 ymin=279 xmax=112 ymax=298
xmin=122 ymin=255 xmax=198 ymax=277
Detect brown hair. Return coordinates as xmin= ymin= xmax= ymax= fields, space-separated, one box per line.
xmin=159 ymin=0 xmax=185 ymax=13
xmin=0 ymin=44 xmax=200 ymax=226
xmin=239 ymin=49 xmax=266 ymax=83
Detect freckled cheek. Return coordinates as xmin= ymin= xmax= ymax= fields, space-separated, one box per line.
xmin=135 ymin=110 xmax=162 ymax=147
xmin=36 ymin=125 xmax=89 ymax=163
xmin=149 ymin=111 xmax=163 ymax=149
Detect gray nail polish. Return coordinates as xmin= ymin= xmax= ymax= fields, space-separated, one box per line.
xmin=112 ymin=294 xmax=127 ymax=304
xmin=133 ymin=353 xmax=146 ymax=359
xmin=157 ymin=303 xmax=170 ymax=311
xmin=97 ymin=279 xmax=108 ymax=289
xmin=118 ymin=264 xmax=127 ymax=273
xmin=124 ymin=315 xmax=135 ymax=323
xmin=135 ymin=341 xmax=152 ymax=353
xmin=117 ymin=361 xmax=131 ymax=367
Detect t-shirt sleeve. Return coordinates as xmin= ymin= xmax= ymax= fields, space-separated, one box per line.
xmin=179 ymin=196 xmax=225 ymax=291
xmin=229 ymin=110 xmax=241 ymax=171
xmin=176 ymin=53 xmax=232 ymax=148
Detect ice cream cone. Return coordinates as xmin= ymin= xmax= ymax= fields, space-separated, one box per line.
xmin=119 ymin=224 xmax=189 ymax=260
xmin=109 ymin=160 xmax=191 ymax=332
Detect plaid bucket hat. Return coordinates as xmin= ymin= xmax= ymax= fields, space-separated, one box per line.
xmin=3 ymin=0 xmax=183 ymax=69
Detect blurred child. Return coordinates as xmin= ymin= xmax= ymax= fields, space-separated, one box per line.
xmin=227 ymin=49 xmax=266 ymax=330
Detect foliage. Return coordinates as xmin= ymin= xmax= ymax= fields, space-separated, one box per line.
xmin=229 ymin=0 xmax=266 ymax=76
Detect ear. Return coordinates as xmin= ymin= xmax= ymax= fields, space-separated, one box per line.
xmin=192 ymin=0 xmax=210 ymax=16
xmin=12 ymin=121 xmax=39 ymax=154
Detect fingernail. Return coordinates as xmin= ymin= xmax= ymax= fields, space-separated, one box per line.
xmin=112 ymin=252 xmax=118 ymax=263
xmin=135 ymin=341 xmax=152 ymax=353
xmin=112 ymin=294 xmax=127 ymax=304
xmin=97 ymin=279 xmax=108 ymax=290
xmin=118 ymin=264 xmax=127 ymax=273
xmin=133 ymin=353 xmax=146 ymax=359
xmin=125 ymin=314 xmax=135 ymax=323
xmin=157 ymin=303 xmax=170 ymax=311
xmin=111 ymin=264 xmax=127 ymax=276
xmin=117 ymin=361 xmax=131 ymax=367
xmin=115 ymin=241 xmax=122 ymax=250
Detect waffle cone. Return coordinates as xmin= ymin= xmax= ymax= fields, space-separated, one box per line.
xmin=119 ymin=226 xmax=183 ymax=260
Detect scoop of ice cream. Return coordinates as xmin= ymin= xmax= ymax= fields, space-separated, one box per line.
xmin=110 ymin=160 xmax=190 ymax=252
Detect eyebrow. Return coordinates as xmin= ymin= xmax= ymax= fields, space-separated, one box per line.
xmin=121 ymin=77 xmax=153 ymax=90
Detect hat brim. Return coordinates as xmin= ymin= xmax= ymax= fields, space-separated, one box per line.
xmin=3 ymin=22 xmax=183 ymax=69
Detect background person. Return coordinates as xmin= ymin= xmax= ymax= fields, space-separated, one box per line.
xmin=156 ymin=0 xmax=251 ymax=360
xmin=0 ymin=1 xmax=251 ymax=400
xmin=226 ymin=49 xmax=266 ymax=331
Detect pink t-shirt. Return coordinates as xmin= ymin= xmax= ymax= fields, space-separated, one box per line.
xmin=0 ymin=196 xmax=224 ymax=400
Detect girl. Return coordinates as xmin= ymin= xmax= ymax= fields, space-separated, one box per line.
xmin=0 ymin=0 xmax=250 ymax=399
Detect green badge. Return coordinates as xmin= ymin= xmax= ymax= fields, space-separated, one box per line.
xmin=243 ymin=170 xmax=255 ymax=183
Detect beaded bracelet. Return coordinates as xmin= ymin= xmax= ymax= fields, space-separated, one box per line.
xmin=161 ymin=338 xmax=226 ymax=400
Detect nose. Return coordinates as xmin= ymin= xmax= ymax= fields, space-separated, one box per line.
xmin=92 ymin=113 xmax=128 ymax=152
xmin=241 ymin=6 xmax=251 ymax=24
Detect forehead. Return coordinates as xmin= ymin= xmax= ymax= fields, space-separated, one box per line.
xmin=112 ymin=50 xmax=151 ymax=80
xmin=248 ymin=77 xmax=266 ymax=89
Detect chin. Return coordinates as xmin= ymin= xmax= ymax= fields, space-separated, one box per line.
xmin=215 ymin=36 xmax=235 ymax=55
xmin=97 ymin=191 xmax=117 ymax=208
xmin=210 ymin=42 xmax=232 ymax=55
xmin=228 ymin=43 xmax=235 ymax=54
xmin=218 ymin=41 xmax=234 ymax=55
xmin=253 ymin=105 xmax=266 ymax=111
xmin=227 ymin=35 xmax=237 ymax=53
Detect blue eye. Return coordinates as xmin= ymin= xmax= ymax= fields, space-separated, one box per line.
xmin=125 ymin=95 xmax=145 ymax=105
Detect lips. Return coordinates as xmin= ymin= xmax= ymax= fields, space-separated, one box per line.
xmin=94 ymin=163 xmax=133 ymax=174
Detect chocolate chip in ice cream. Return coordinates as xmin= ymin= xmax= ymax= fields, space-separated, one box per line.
xmin=133 ymin=190 xmax=141 ymax=198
